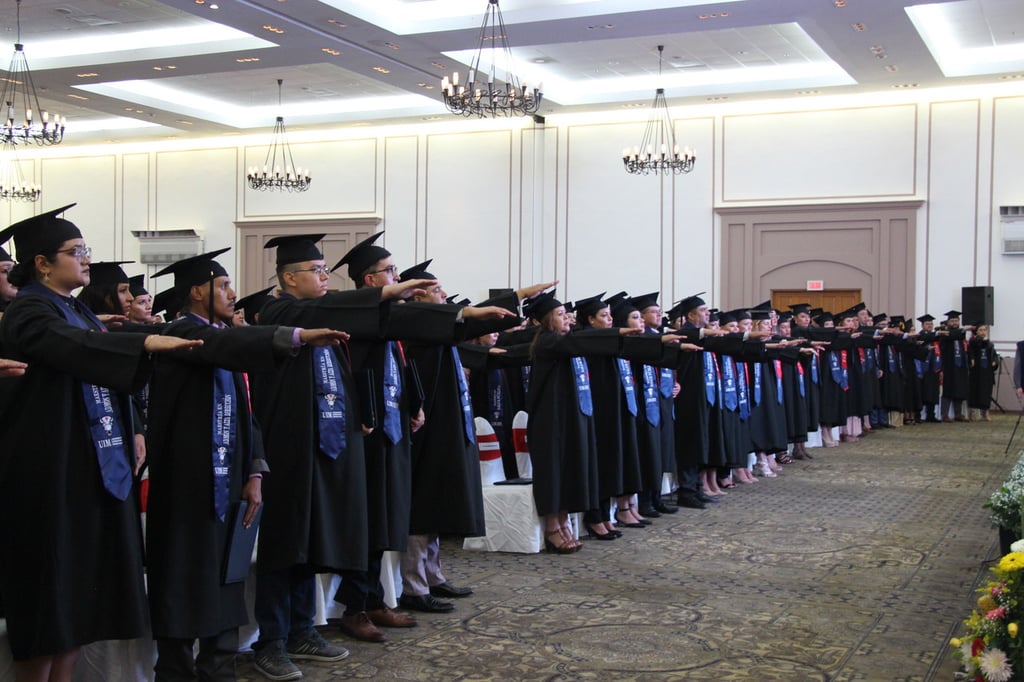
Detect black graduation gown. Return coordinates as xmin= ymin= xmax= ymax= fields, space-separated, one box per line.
xmin=146 ymin=317 xmax=287 ymax=639
xmin=345 ymin=302 xmax=464 ymax=552
xmin=0 ymin=293 xmax=151 ymax=660
xmin=632 ymin=333 xmax=680 ymax=493
xmin=819 ymin=332 xmax=853 ymax=427
xmin=717 ymin=341 xmax=759 ymax=468
xmin=940 ymin=329 xmax=970 ymax=400
xmin=251 ymin=288 xmax=385 ymax=574
xmin=780 ymin=346 xmax=809 ymax=442
xmin=673 ymin=325 xmax=729 ymax=469
xmin=748 ymin=347 xmax=789 ymax=453
xmin=903 ymin=340 xmax=928 ymax=414
xmin=918 ymin=333 xmax=942 ymax=405
xmin=463 ymin=341 xmax=532 ymax=481
xmin=878 ymin=335 xmax=905 ymax=411
xmin=968 ymin=337 xmax=999 ymax=409
xmin=526 ymin=328 xmax=621 ymax=516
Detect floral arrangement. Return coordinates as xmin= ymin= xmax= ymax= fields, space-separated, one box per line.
xmin=986 ymin=455 xmax=1024 ymax=533
xmin=952 ymin=543 xmax=1024 ymax=681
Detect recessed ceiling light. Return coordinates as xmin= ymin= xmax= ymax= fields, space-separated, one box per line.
xmin=852 ymin=23 xmax=865 ymax=31
xmin=384 ymin=42 xmax=400 ymax=50
xmin=77 ymin=72 xmax=98 ymax=78
xmin=796 ymin=90 xmax=819 ymax=95
xmin=236 ymin=57 xmax=261 ymax=63
xmin=209 ymin=3 xmax=218 ymax=8
xmin=892 ymin=83 xmax=918 ymax=89
xmin=834 ymin=0 xmax=847 ymax=7
xmin=176 ymin=120 xmax=193 ymax=125
xmin=327 ymin=19 xmax=348 ymax=27
xmin=422 ymin=116 xmax=442 ymax=121
xmin=373 ymin=66 xmax=390 ymax=74
xmin=322 ymin=47 xmax=341 ymax=56
xmin=534 ymin=58 xmax=548 ymax=64
xmin=999 ymin=74 xmax=1024 ymax=80
xmin=263 ymin=25 xmax=284 ymax=34
xmin=430 ymin=62 xmax=446 ymax=69
xmin=153 ymin=66 xmax=163 ymax=71
xmin=706 ymin=96 xmax=729 ymax=101
xmin=586 ymin=24 xmax=615 ymax=30
xmin=621 ymin=103 xmax=645 ymax=108
xmin=67 ymin=93 xmax=89 ymax=100
xmin=884 ymin=65 xmax=898 ymax=72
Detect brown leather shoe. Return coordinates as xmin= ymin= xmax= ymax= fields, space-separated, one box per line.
xmin=339 ymin=612 xmax=387 ymax=642
xmin=367 ymin=607 xmax=417 ymax=628
xmin=942 ymin=416 xmax=954 ymax=423
xmin=955 ymin=416 xmax=969 ymax=422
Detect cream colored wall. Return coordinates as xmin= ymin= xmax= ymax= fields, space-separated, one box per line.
xmin=12 ymin=84 xmax=1024 ymax=353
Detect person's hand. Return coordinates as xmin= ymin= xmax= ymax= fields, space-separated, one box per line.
xmin=97 ymin=313 xmax=129 ymax=327
xmin=661 ymin=333 xmax=683 ymax=344
xmin=144 ymin=335 xmax=204 ymax=353
xmin=133 ymin=433 xmax=146 ymax=476
xmin=747 ymin=330 xmax=773 ymax=338
xmin=361 ymin=424 xmax=374 ymax=435
xmin=410 ymin=407 xmax=425 ymax=432
xmin=1016 ymin=387 xmax=1023 ymax=401
xmin=241 ymin=476 xmax=262 ymax=528
xmin=799 ymin=347 xmax=816 ymax=356
xmin=515 ymin=280 xmax=559 ymax=301
xmin=383 ymin=279 xmax=436 ymax=301
xmin=0 ymin=358 xmax=27 ymax=378
xmin=462 ymin=305 xmax=516 ymax=320
xmin=679 ymin=343 xmax=701 ymax=352
xmin=671 ymin=381 xmax=681 ymax=398
xmin=299 ymin=328 xmax=350 ymax=346
xmin=488 ymin=347 xmax=508 ymax=355
xmin=618 ymin=327 xmax=642 ymax=336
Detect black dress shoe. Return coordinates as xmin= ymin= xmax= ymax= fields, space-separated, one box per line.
xmin=675 ymin=495 xmax=707 ymax=510
xmin=638 ymin=506 xmax=661 ymax=518
xmin=399 ymin=594 xmax=454 ymax=613
xmin=696 ymin=492 xmax=720 ymax=504
xmin=653 ymin=501 xmax=679 ymax=514
xmin=430 ymin=582 xmax=473 ymax=599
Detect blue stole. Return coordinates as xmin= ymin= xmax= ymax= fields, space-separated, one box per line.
xmin=887 ymin=346 xmax=897 ymax=373
xmin=211 ymin=366 xmax=237 ymax=522
xmin=452 ymin=347 xmax=475 ymax=443
xmin=702 ymin=352 xmax=717 ymax=405
xmin=981 ymin=346 xmax=990 ymax=369
xmin=773 ymin=359 xmax=783 ymax=404
xmin=752 ymin=362 xmax=763 ymax=405
xmin=796 ymin=360 xmax=806 ymax=397
xmin=721 ymin=356 xmax=738 ymax=411
xmin=864 ymin=347 xmax=876 ymax=372
xmin=810 ymin=355 xmax=819 ymax=384
xmin=521 ymin=366 xmax=531 ymax=395
xmin=829 ymin=351 xmax=848 ymax=389
xmin=18 ymin=283 xmax=133 ymax=500
xmin=737 ymin=363 xmax=751 ymax=420
xmin=915 ymin=357 xmax=926 ymax=378
xmin=571 ymin=356 xmax=593 ymax=416
xmin=642 ymin=365 xmax=659 ymax=425
xmin=487 ymin=368 xmax=505 ymax=424
xmin=314 ymin=346 xmax=347 ymax=459
xmin=659 ymin=367 xmax=673 ymax=398
xmin=383 ymin=341 xmax=403 ymax=444
xmin=954 ymin=337 xmax=964 ymax=368
xmin=617 ymin=358 xmax=638 ymax=416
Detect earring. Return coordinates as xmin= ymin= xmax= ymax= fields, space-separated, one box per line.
xmin=43 ymin=272 xmax=50 ymax=282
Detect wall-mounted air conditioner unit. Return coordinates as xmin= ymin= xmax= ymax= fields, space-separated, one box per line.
xmin=130 ymin=229 xmax=203 ymax=265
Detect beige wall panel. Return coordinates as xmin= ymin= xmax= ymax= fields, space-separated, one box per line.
xmin=670 ymin=117 xmax=715 ymax=305
xmin=242 ymin=138 xmax=377 ymax=218
xmin=383 ymin=136 xmax=419 ymax=262
xmin=926 ymin=100 xmax=981 ymax=312
xmin=121 ymin=153 xmax=151 ymax=265
xmin=565 ymin=122 xmax=662 ymax=299
xmin=989 ymin=96 xmax=1024 ymax=343
xmin=722 ymin=105 xmax=917 ymax=202
xmin=155 ymin=148 xmax=237 ymax=273
xmin=425 ymin=130 xmax=512 ymax=300
xmin=40 ymin=155 xmax=117 ymax=260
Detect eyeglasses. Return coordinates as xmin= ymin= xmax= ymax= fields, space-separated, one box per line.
xmin=57 ymin=245 xmax=92 ymax=261
xmin=368 ymin=264 xmax=398 ymax=277
xmin=288 ymin=265 xmax=331 ymax=277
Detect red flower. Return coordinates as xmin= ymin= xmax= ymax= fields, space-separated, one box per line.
xmin=972 ymin=637 xmax=985 ymax=656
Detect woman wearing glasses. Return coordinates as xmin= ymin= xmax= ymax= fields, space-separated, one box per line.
xmin=0 ymin=206 xmax=200 ymax=682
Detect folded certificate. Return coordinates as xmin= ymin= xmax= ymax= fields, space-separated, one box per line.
xmin=222 ymin=500 xmax=262 ymax=584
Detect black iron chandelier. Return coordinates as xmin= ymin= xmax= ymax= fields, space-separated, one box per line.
xmin=246 ymin=79 xmax=311 ymax=192
xmin=1 ymin=0 xmax=65 ymax=146
xmin=622 ymin=46 xmax=695 ymax=176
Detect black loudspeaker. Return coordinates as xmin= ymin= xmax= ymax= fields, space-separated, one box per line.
xmin=961 ymin=286 xmax=994 ymax=326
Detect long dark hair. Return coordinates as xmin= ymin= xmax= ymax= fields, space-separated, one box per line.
xmin=77 ymin=283 xmax=123 ymax=316
xmin=7 ymin=252 xmax=57 ymax=288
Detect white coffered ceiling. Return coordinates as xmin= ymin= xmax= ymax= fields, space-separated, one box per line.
xmin=1 ymin=0 xmax=1022 ymax=144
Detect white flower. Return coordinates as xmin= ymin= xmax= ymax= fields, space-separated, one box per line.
xmin=979 ymin=647 xmax=1012 ymax=682
xmin=1012 ymin=539 xmax=1024 ymax=553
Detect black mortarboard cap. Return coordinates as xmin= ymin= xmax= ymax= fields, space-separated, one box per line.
xmin=751 ymin=300 xmax=771 ymax=311
xmin=574 ymin=292 xmax=607 ymax=321
xmin=128 ymin=274 xmax=148 ymax=297
xmin=733 ymin=308 xmax=752 ymax=321
xmin=872 ymin=313 xmax=888 ymax=325
xmin=677 ymin=292 xmax=707 ymax=316
xmin=399 ymin=259 xmax=435 ymax=282
xmin=153 ymin=247 xmax=231 ymax=292
xmin=838 ymin=308 xmax=857 ymax=320
xmin=563 ymin=300 xmax=575 ymax=315
xmin=917 ymin=314 xmax=935 ymax=323
xmin=331 ymin=231 xmax=390 ymax=282
xmin=789 ymin=303 xmax=812 ymax=315
xmin=264 ymin=233 xmax=325 ymax=267
xmin=778 ymin=312 xmax=793 ymax=324
xmin=852 ymin=301 xmax=867 ymax=313
xmin=889 ymin=315 xmax=905 ymax=327
xmin=152 ymin=287 xmax=185 ymax=318
xmin=750 ymin=309 xmax=772 ymax=321
xmin=0 ymin=204 xmax=80 ymax=260
xmin=235 ymin=285 xmax=275 ymax=325
xmin=0 ymin=244 xmax=11 ymax=262
xmin=87 ymin=261 xmax=134 ymax=288
xmin=718 ymin=310 xmax=737 ymax=325
xmin=445 ymin=293 xmax=460 ymax=304
xmin=813 ymin=312 xmax=833 ymax=326
xmin=526 ymin=290 xmax=562 ymax=320
xmin=629 ymin=291 xmax=660 ymax=311
xmin=708 ymin=309 xmax=721 ymax=322
xmin=609 ymin=294 xmax=636 ymax=327
xmin=809 ymin=307 xmax=823 ymax=317
xmin=945 ymin=309 xmax=961 ymax=319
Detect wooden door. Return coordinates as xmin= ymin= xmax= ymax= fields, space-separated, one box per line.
xmin=771 ymin=289 xmax=861 ymax=315
xmin=236 ymin=217 xmax=383 ymax=297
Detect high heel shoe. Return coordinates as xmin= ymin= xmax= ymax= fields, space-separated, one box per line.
xmin=585 ymin=524 xmax=618 ymax=541
xmin=755 ymin=462 xmax=777 ymax=478
xmin=545 ymin=530 xmax=578 ymax=554
xmin=628 ymin=504 xmax=654 ymax=525
xmin=614 ymin=510 xmax=646 ymax=528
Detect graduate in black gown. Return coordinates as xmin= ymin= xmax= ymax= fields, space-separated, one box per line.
xmin=144 ymin=248 xmax=347 ymax=682
xmin=916 ymin=314 xmax=943 ymax=422
xmin=76 ymin=260 xmax=135 ymax=322
xmin=0 ymin=240 xmax=16 ymax=314
xmin=939 ymin=310 xmax=971 ymax=421
xmin=968 ymin=323 xmax=999 ymax=421
xmin=248 ymin=234 xmax=433 ymax=677
xmin=0 ymin=206 xmax=199 ymax=681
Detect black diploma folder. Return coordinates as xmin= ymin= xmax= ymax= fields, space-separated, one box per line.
xmin=356 ymin=368 xmax=379 ymax=429
xmin=222 ymin=500 xmax=262 ymax=584
xmin=406 ymin=358 xmax=426 ymax=414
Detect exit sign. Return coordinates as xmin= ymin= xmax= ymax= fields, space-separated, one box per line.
xmin=806 ymin=280 xmax=824 ymax=291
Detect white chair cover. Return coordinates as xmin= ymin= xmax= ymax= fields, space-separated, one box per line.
xmin=475 ymin=417 xmax=505 ymax=485
xmin=512 ymin=410 xmax=532 ymax=478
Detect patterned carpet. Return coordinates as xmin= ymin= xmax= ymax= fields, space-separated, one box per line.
xmin=238 ymin=415 xmax=1021 ymax=681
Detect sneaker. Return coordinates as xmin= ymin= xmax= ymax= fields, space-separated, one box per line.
xmin=254 ymin=644 xmax=303 ymax=681
xmin=286 ymin=629 xmax=350 ymax=662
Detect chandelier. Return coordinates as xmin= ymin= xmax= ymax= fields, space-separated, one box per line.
xmin=1 ymin=0 xmax=65 ymax=146
xmin=246 ymin=79 xmax=311 ymax=192
xmin=0 ymin=143 xmax=40 ymax=202
xmin=622 ymin=46 xmax=695 ymax=176
xmin=440 ymin=0 xmax=542 ymax=118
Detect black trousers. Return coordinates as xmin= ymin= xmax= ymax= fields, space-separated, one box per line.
xmin=333 ymin=550 xmax=385 ymax=615
xmin=155 ymin=628 xmax=238 ymax=682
